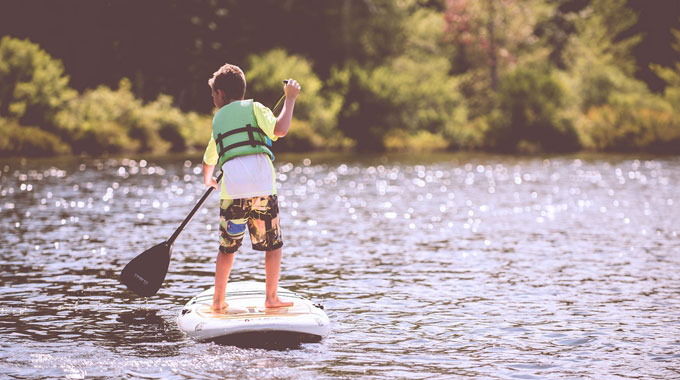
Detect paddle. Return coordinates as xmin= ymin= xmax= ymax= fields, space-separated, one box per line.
xmin=120 ymin=171 xmax=224 ymax=296
xmin=272 ymin=80 xmax=289 ymax=113
xmin=120 ymin=82 xmax=289 ymax=297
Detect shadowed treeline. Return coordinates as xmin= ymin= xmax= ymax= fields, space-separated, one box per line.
xmin=1 ymin=0 xmax=679 ymax=157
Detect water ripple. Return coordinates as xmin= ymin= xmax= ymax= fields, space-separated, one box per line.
xmin=0 ymin=153 xmax=679 ymax=379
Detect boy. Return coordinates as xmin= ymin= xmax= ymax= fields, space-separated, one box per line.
xmin=202 ymin=63 xmax=300 ymax=311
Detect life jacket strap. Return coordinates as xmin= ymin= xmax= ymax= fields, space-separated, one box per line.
xmin=218 ymin=140 xmax=270 ymax=157
xmin=216 ymin=124 xmax=268 ymax=158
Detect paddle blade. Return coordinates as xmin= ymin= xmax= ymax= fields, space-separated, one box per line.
xmin=120 ymin=242 xmax=172 ymax=297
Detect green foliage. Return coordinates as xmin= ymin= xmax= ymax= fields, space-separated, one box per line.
xmin=245 ymin=49 xmax=345 ymax=150
xmin=384 ymin=130 xmax=449 ymax=152
xmin=576 ymin=27 xmax=680 ymax=154
xmin=0 ymin=36 xmax=76 ymax=129
xmin=137 ymin=95 xmax=211 ymax=153
xmin=485 ymin=67 xmax=580 ymax=153
xmin=336 ymin=55 xmax=467 ymax=152
xmin=654 ymin=64 xmax=680 ymax=109
xmin=0 ymin=118 xmax=71 ymax=157
xmin=575 ymin=96 xmax=680 ymax=153
xmin=448 ymin=116 xmax=489 ymax=151
xmin=0 ymin=2 xmax=677 ymax=157
xmin=56 ymin=79 xmax=211 ymax=155
xmin=180 ymin=111 xmax=214 ymax=151
xmin=567 ymin=21 xmax=678 ymax=154
xmin=444 ymin=0 xmax=553 ymax=119
xmin=555 ymin=1 xmax=676 ymax=154
xmin=533 ymin=1 xmax=585 ymax=70
xmin=56 ymin=79 xmax=142 ymax=154
xmin=337 ymin=8 xmax=468 ymax=152
xmin=575 ymin=62 xmax=649 ymax=112
xmin=341 ymin=0 xmax=411 ymax=67
xmin=271 ymin=120 xmax=326 ymax=152
xmin=333 ymin=63 xmax=385 ymax=152
xmin=652 ymin=29 xmax=680 ymax=108
xmin=565 ymin=0 xmax=640 ymax=76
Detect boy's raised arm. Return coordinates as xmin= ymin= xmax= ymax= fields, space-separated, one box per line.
xmin=274 ymin=79 xmax=301 ymax=138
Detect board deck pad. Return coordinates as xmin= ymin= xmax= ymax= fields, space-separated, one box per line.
xmin=195 ymin=302 xmax=312 ymax=319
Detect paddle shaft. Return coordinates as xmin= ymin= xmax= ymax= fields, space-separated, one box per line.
xmin=166 ymin=81 xmax=289 ymax=246
xmin=167 ymin=172 xmax=222 ymax=246
xmin=272 ymin=80 xmax=289 ymax=114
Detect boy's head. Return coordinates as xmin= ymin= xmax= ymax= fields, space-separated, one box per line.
xmin=209 ymin=63 xmax=246 ymax=107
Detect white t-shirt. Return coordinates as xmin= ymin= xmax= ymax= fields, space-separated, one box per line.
xmin=203 ymin=101 xmax=278 ymax=199
xmin=219 ymin=153 xmax=277 ymax=199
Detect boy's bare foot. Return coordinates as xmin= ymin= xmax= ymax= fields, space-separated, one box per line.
xmin=211 ymin=302 xmax=228 ymax=313
xmin=265 ymin=297 xmax=294 ymax=308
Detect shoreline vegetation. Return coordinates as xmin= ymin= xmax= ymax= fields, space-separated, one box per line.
xmin=1 ymin=1 xmax=679 ymax=158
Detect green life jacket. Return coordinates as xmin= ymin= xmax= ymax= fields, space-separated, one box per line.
xmin=212 ymin=99 xmax=274 ymax=168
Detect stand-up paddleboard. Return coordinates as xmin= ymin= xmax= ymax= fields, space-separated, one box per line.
xmin=177 ymin=281 xmax=330 ymax=347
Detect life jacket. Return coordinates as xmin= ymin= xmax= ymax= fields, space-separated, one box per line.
xmin=212 ymin=99 xmax=274 ymax=168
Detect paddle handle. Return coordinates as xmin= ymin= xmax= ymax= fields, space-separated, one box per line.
xmin=167 ymin=172 xmax=223 ymax=246
xmin=272 ymin=80 xmax=289 ymax=115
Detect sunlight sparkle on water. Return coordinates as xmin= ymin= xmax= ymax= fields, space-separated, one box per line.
xmin=0 ymin=154 xmax=679 ymax=379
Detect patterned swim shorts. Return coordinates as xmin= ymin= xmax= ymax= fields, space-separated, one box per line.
xmin=218 ymin=194 xmax=283 ymax=254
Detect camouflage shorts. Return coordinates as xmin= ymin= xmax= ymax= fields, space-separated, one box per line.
xmin=218 ymin=194 xmax=283 ymax=254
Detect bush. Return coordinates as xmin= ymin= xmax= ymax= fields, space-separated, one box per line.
xmin=271 ymin=120 xmax=325 ymax=152
xmin=577 ymin=63 xmax=649 ymax=112
xmin=0 ymin=36 xmax=76 ymax=130
xmin=181 ymin=111 xmax=213 ymax=151
xmin=485 ymin=67 xmax=580 ymax=153
xmin=0 ymin=37 xmax=219 ymax=157
xmin=55 ymin=79 xmax=141 ymax=154
xmin=575 ymin=95 xmax=680 ymax=153
xmin=334 ymin=63 xmax=389 ymax=152
xmin=448 ymin=116 xmax=488 ymax=151
xmin=56 ymin=79 xmax=212 ymax=155
xmin=137 ymin=94 xmax=191 ymax=153
xmin=0 ymin=118 xmax=71 ymax=157
xmin=337 ymin=56 xmax=467 ymax=152
xmin=570 ymin=58 xmax=680 ymax=154
xmin=245 ymin=49 xmax=345 ymax=151
xmin=384 ymin=130 xmax=449 ymax=152
xmin=337 ymin=9 xmax=468 ymax=152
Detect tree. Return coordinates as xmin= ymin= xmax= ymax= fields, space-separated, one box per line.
xmin=443 ymin=0 xmax=552 ymax=118
xmin=0 ymin=36 xmax=76 ymax=130
xmin=564 ymin=0 xmax=640 ymax=75
xmin=533 ymin=0 xmax=589 ymax=70
xmin=338 ymin=8 xmax=467 ymax=152
xmin=652 ymin=28 xmax=680 ymax=107
xmin=245 ymin=49 xmax=345 ymax=151
xmin=625 ymin=0 xmax=680 ymax=92
xmin=486 ymin=67 xmax=580 ymax=153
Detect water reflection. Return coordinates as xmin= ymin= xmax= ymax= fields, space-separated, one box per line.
xmin=0 ymin=153 xmax=679 ymax=379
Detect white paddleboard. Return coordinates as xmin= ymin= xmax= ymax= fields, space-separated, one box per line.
xmin=177 ymin=281 xmax=330 ymax=346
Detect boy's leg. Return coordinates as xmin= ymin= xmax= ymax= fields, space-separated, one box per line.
xmin=247 ymin=195 xmax=291 ymax=308
xmin=212 ymin=251 xmax=234 ymax=311
xmin=264 ymin=247 xmax=294 ymax=308
xmin=213 ymin=199 xmax=247 ymax=312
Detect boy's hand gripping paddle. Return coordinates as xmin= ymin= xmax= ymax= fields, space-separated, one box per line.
xmin=120 ymin=81 xmax=288 ymax=297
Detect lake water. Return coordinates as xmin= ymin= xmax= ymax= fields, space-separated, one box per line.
xmin=1 ymin=152 xmax=679 ymax=379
